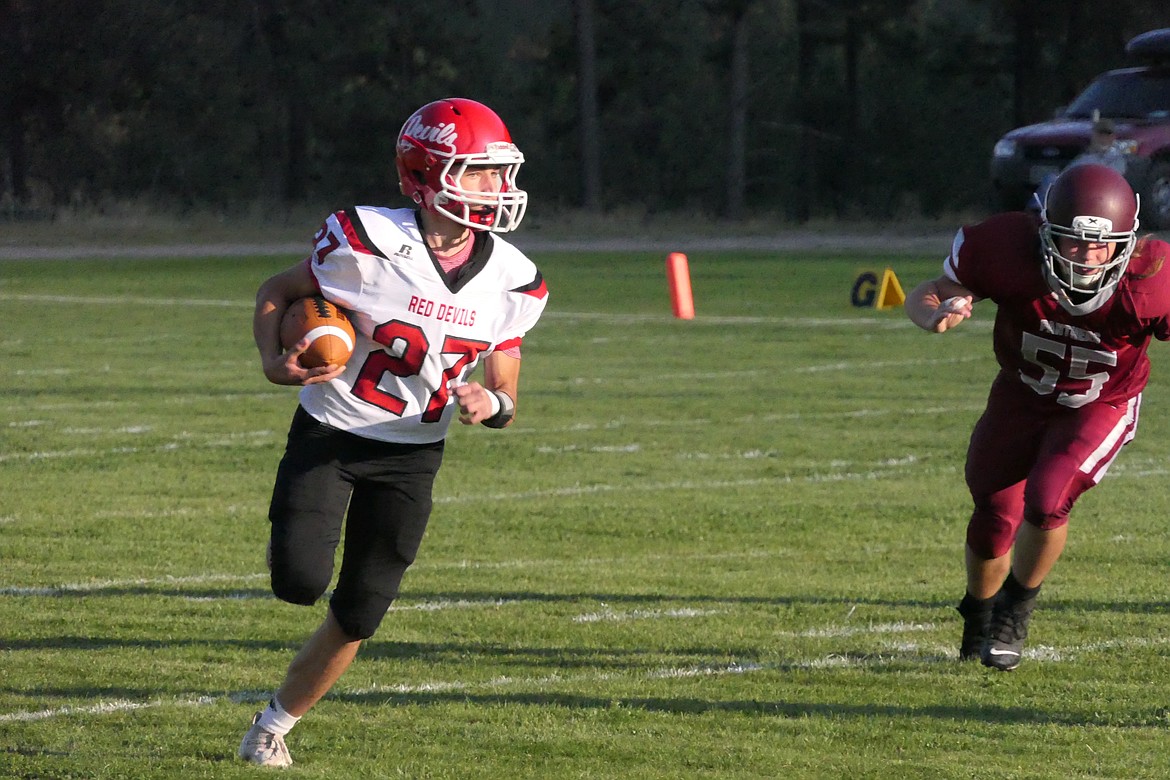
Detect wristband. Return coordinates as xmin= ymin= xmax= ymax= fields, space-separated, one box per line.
xmin=481 ymin=389 xmax=515 ymax=429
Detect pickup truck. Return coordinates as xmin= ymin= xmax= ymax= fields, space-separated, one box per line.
xmin=990 ymin=28 xmax=1170 ymax=229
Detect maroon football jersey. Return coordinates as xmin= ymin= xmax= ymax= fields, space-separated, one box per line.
xmin=944 ymin=212 xmax=1170 ymax=408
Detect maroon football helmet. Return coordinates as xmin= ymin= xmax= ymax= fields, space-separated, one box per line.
xmin=395 ymin=98 xmax=527 ymax=233
xmin=1040 ymin=163 xmax=1140 ymax=314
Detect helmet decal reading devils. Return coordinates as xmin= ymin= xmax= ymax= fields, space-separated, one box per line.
xmin=399 ymin=117 xmax=458 ymax=155
xmin=394 ymin=98 xmax=528 ymax=233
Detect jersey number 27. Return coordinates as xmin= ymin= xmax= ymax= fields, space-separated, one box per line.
xmin=352 ymin=319 xmax=489 ymax=422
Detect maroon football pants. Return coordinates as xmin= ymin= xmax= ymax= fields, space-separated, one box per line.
xmin=964 ymin=375 xmax=1139 ymax=559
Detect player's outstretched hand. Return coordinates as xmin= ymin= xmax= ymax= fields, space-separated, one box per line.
xmin=262 ymin=338 xmax=347 ymax=386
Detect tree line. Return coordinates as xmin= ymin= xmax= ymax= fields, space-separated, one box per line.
xmin=1 ymin=0 xmax=1165 ymax=222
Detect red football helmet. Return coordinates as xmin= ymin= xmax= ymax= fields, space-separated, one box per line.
xmin=395 ymin=98 xmax=527 ymax=233
xmin=1040 ymin=163 xmax=1140 ymax=315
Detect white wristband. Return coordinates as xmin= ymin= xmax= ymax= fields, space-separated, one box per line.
xmin=486 ymin=388 xmax=502 ymax=417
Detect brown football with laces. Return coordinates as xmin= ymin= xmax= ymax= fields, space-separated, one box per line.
xmin=279 ymin=296 xmax=355 ymax=368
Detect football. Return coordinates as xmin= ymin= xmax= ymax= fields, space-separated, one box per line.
xmin=280 ymin=296 xmax=356 ymax=368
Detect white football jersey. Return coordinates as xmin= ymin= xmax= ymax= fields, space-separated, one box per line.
xmin=297 ymin=206 xmax=548 ymax=443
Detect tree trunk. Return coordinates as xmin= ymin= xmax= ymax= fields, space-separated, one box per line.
xmin=574 ymin=0 xmax=602 ymax=212
xmin=796 ymin=0 xmax=815 ymax=222
xmin=725 ymin=5 xmax=749 ymax=220
xmin=1011 ymin=0 xmax=1043 ymax=126
xmin=2 ymin=107 xmax=28 ymax=205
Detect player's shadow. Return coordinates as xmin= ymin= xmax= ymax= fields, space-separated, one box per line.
xmin=397 ymin=589 xmax=1170 ymax=617
xmin=12 ymin=584 xmax=1170 ymax=618
xmin=8 ymin=674 xmax=1164 ymax=731
xmin=338 ymin=687 xmax=1155 ymax=729
xmin=0 ymin=635 xmax=767 ymax=671
xmin=2 ymin=586 xmax=274 ymax=599
xmin=353 ymin=640 xmax=761 ymax=668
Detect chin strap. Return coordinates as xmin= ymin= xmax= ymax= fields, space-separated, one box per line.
xmin=481 ymin=389 xmax=515 ymax=429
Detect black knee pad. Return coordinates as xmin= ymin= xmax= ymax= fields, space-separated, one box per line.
xmin=270 ymin=560 xmax=332 ymax=607
xmin=329 ymin=589 xmax=394 ymax=640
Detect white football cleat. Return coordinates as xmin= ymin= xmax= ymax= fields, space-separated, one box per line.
xmin=238 ymin=711 xmax=293 ymax=768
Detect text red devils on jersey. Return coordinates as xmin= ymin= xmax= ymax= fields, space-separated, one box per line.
xmin=298 ymin=206 xmax=548 ymax=444
xmin=944 ymin=212 xmax=1170 ymax=408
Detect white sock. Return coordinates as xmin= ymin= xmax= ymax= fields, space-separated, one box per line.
xmin=256 ymin=696 xmax=300 ymax=737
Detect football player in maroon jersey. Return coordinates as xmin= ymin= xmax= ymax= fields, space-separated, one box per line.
xmin=905 ymin=164 xmax=1170 ymax=671
xmin=238 ymin=98 xmax=548 ymax=766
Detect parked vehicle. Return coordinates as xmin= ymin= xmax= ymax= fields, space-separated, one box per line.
xmin=990 ymin=28 xmax=1170 ymax=229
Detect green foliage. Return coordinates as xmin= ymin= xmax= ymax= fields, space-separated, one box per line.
xmin=4 ymin=248 xmax=1170 ymax=777
xmin=4 ymin=0 xmax=1167 ymax=221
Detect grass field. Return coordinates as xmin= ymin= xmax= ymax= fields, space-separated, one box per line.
xmin=3 ymin=246 xmax=1170 ymax=779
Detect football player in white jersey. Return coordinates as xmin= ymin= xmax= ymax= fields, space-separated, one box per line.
xmin=239 ymin=98 xmax=548 ymax=767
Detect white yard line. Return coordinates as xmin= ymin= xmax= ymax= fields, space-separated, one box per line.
xmin=436 ymin=456 xmax=935 ymax=505
xmin=573 ymin=607 xmax=726 ymax=623
xmin=0 ymin=658 xmax=904 ymax=724
xmin=0 ymin=549 xmax=788 ymax=597
xmin=0 ymin=293 xmax=249 ymax=308
xmin=0 ymin=433 xmax=278 ymax=463
xmin=562 ymin=355 xmax=988 ymax=385
xmin=788 ymin=622 xmax=936 ymax=638
xmin=0 ymin=573 xmax=269 ymax=597
xmin=0 ymin=292 xmax=993 ymax=331
xmin=0 ymin=699 xmax=166 ymax=723
xmin=6 ymin=632 xmax=1169 ymax=724
xmin=499 ymin=405 xmax=990 ymax=437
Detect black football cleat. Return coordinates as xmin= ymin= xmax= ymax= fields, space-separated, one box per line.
xmin=957 ymin=593 xmax=994 ymax=661
xmin=981 ymin=594 xmax=1036 ymax=671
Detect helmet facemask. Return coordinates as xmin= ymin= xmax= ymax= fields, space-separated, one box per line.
xmin=395 ymin=99 xmax=529 ymax=234
xmin=1041 ymin=212 xmax=1137 ymax=296
xmin=431 ymin=144 xmax=527 ymax=233
xmin=1038 ymin=165 xmax=1140 ymax=315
